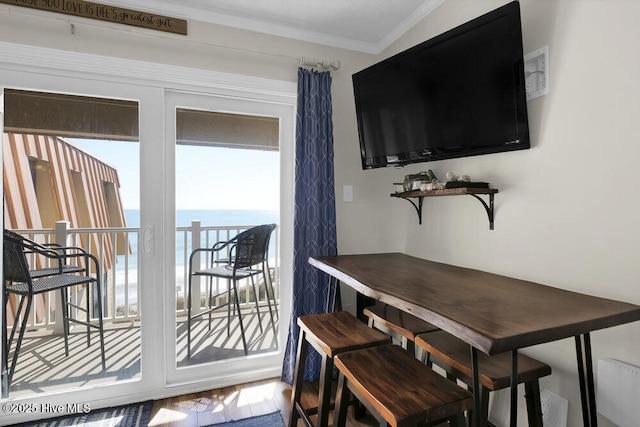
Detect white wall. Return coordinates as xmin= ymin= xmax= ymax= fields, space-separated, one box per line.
xmin=333 ymin=1 xmax=640 ymax=426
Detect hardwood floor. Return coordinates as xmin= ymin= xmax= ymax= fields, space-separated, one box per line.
xmin=149 ymin=377 xmax=379 ymax=427
xmin=8 ymin=301 xmax=378 ymax=426
xmin=10 ymin=312 xmax=449 ymax=426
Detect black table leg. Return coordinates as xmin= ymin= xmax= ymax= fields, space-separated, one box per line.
xmin=471 ymin=346 xmax=481 ymax=427
xmin=575 ymin=333 xmax=597 ymax=427
xmin=472 ymin=347 xmax=518 ymax=427
xmin=510 ymin=350 xmax=519 ymax=427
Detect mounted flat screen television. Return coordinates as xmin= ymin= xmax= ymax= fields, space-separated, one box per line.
xmin=353 ymin=1 xmax=530 ymax=169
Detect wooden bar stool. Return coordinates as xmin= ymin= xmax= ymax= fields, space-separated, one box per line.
xmin=415 ymin=331 xmax=552 ymax=427
xmin=332 ymin=344 xmax=473 ymax=427
xmin=289 ymin=311 xmax=390 ymax=427
xmin=363 ymin=304 xmax=439 ymax=356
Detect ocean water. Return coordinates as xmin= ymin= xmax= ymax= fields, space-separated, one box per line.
xmin=115 ymin=209 xmax=279 ymax=306
xmin=121 ymin=208 xmax=279 ymax=268
xmin=124 ymin=208 xmax=279 ymax=228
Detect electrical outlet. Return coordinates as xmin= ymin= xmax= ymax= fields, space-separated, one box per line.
xmin=524 ymin=61 xmax=538 ymax=94
xmin=537 ymin=55 xmax=546 ymax=90
xmin=540 ymin=389 xmax=568 ymax=427
xmin=524 ymin=46 xmax=549 ymax=100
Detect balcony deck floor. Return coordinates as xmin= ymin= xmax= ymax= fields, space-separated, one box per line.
xmin=7 ymin=306 xmax=279 ymax=398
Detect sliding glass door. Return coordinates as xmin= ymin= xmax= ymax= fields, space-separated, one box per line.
xmin=1 ymin=43 xmax=294 ymax=423
xmin=2 ymin=89 xmax=143 ymax=398
xmin=165 ymin=90 xmax=292 ymax=386
xmin=0 ymin=67 xmax=165 ymax=411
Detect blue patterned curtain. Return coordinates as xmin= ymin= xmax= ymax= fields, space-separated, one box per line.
xmin=281 ymin=68 xmax=338 ymax=385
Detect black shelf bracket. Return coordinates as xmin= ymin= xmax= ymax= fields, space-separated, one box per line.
xmin=469 ymin=193 xmax=495 ymax=230
xmin=405 ymin=197 xmax=424 ymax=225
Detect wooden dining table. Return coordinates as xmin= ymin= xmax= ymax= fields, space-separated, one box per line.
xmin=309 ymin=253 xmax=640 ymax=427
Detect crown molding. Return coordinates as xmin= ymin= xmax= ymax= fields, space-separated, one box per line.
xmin=0 ymin=42 xmax=296 ymax=101
xmin=96 ymin=0 xmax=445 ymax=55
xmin=201 ymin=12 xmax=383 ymax=55
xmin=375 ymin=0 xmax=446 ymax=53
xmin=100 ymin=0 xmax=381 ymax=54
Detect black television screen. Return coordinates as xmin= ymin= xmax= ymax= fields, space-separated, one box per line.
xmin=353 ymin=1 xmax=530 ymax=169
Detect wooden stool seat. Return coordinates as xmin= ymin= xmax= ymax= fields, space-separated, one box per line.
xmin=300 ymin=311 xmax=391 ymax=358
xmin=333 ymin=344 xmax=473 ymax=427
xmin=290 ymin=311 xmax=390 ymax=427
xmin=415 ymin=331 xmax=552 ymax=426
xmin=363 ymin=305 xmax=439 ymax=354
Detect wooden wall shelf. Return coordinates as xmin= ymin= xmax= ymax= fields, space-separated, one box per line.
xmin=390 ymin=187 xmax=498 ymax=230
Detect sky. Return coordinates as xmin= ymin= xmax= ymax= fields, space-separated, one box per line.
xmin=70 ymin=139 xmax=279 ymax=211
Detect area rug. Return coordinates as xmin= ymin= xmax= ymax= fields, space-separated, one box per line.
xmin=206 ymin=411 xmax=285 ymax=427
xmin=13 ymin=400 xmax=153 ymax=427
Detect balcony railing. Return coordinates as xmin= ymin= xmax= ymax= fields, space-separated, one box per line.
xmin=10 ymin=221 xmax=279 ymax=332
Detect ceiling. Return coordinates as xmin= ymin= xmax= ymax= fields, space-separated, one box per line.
xmin=99 ymin=0 xmax=445 ymax=54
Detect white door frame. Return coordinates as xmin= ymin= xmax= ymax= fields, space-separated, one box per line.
xmin=0 ymin=41 xmax=295 ymax=424
xmin=164 ymin=90 xmax=293 ymax=388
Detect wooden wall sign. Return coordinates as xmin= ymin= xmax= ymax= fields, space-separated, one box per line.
xmin=0 ymin=0 xmax=187 ymax=35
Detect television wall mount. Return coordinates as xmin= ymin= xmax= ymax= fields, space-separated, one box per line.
xmin=391 ymin=187 xmax=498 ymax=230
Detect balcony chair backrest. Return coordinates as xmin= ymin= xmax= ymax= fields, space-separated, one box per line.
xmin=232 ymin=224 xmax=274 ymax=270
xmin=264 ymin=223 xmax=277 ymax=255
xmin=3 ymin=230 xmax=31 ymax=284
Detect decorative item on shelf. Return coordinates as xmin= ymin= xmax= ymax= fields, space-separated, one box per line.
xmin=445 ymin=171 xmax=471 ymax=183
xmin=445 ymin=181 xmax=490 ymax=189
xmin=444 ymin=171 xmax=489 ymax=189
xmin=401 ymin=170 xmax=437 ymax=192
xmin=390 ymin=172 xmax=498 ymax=229
xmin=419 ymin=179 xmax=444 ymax=191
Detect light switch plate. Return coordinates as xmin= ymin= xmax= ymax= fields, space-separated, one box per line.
xmin=343 ymin=185 xmax=353 ymax=202
xmin=524 ymin=46 xmax=549 ymax=100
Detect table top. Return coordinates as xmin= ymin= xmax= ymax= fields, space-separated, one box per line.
xmin=309 ymin=253 xmax=640 ymax=355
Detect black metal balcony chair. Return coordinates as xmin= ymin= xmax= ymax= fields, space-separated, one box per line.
xmin=186 ymin=224 xmax=276 ymax=358
xmin=221 ymin=223 xmax=278 ymax=324
xmin=2 ymin=229 xmax=106 ymax=389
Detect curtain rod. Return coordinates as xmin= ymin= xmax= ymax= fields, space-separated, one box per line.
xmin=1 ymin=6 xmax=341 ymax=71
xmin=299 ymin=57 xmax=341 ymax=71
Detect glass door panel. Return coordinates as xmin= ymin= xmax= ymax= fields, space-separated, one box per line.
xmin=166 ymin=90 xmax=290 ymax=385
xmin=175 ymin=111 xmax=280 ymax=365
xmin=2 ymin=89 xmax=141 ymax=397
